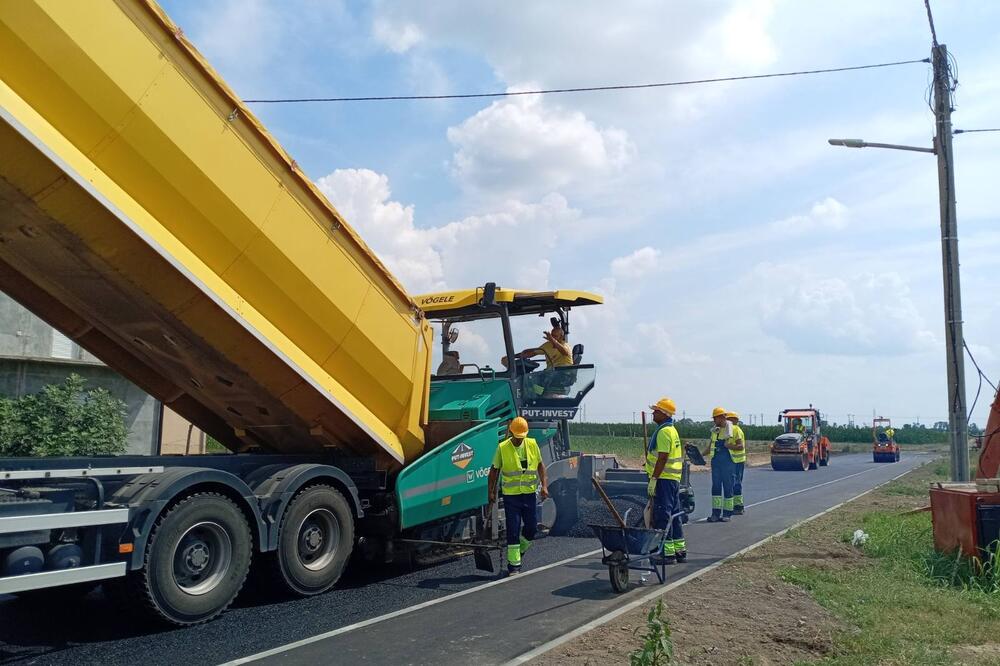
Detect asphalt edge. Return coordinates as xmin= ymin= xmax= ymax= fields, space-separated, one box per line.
xmin=505 ymin=459 xmax=929 ymax=665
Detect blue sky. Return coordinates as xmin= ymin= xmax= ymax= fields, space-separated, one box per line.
xmin=159 ymin=0 xmax=1000 ymax=426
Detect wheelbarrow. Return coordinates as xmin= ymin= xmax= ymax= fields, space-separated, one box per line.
xmin=587 ymin=476 xmax=682 ymax=592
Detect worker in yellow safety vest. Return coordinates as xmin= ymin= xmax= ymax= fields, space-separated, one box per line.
xmin=726 ymin=411 xmax=747 ymax=515
xmin=885 ymin=426 xmax=895 ymax=441
xmin=701 ymin=407 xmax=738 ymax=522
xmin=488 ymin=417 xmax=549 ymax=575
xmin=645 ymin=398 xmax=687 ymax=562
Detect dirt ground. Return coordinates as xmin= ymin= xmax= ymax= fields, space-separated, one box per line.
xmin=535 ymin=468 xmax=930 ymax=665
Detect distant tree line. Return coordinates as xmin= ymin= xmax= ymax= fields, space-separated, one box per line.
xmin=569 ymin=419 xmax=950 ymax=444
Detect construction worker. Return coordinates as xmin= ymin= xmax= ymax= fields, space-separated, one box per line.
xmin=436 ymin=350 xmax=462 ymax=376
xmin=503 ymin=324 xmax=574 ymax=398
xmin=645 ymin=397 xmax=687 ymax=563
xmin=702 ymin=407 xmax=737 ymax=522
xmin=727 ymin=411 xmax=747 ymax=515
xmin=487 ymin=416 xmax=549 ymax=575
xmin=885 ymin=426 xmax=895 ymax=441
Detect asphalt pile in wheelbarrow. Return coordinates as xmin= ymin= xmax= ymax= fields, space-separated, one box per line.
xmin=565 ymin=495 xmax=648 ymax=538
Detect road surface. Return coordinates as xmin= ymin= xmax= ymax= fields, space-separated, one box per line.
xmin=0 ymin=452 xmax=927 ymax=665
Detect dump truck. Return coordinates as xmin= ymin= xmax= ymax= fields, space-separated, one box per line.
xmin=0 ymin=0 xmax=619 ymax=625
xmin=770 ymin=406 xmax=831 ymax=471
xmin=872 ymin=417 xmax=900 ymax=463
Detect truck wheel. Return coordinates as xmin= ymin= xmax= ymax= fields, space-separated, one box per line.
xmin=272 ymin=485 xmax=353 ymax=596
xmin=136 ymin=493 xmax=252 ymax=625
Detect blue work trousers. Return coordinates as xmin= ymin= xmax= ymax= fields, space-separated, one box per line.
xmin=733 ymin=462 xmax=746 ymax=506
xmin=652 ymin=478 xmax=684 ymax=544
xmin=503 ymin=493 xmax=537 ymax=546
xmin=710 ymin=447 xmax=736 ymax=517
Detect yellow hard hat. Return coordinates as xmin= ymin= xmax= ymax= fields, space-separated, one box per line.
xmin=649 ymin=397 xmax=676 ymax=416
xmin=509 ymin=416 xmax=530 ymax=438
xmin=726 ymin=411 xmax=739 ymax=421
xmin=712 ymin=406 xmax=728 ymax=418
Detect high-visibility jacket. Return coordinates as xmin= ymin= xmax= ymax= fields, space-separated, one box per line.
xmin=707 ymin=422 xmax=733 ymax=460
xmin=645 ymin=421 xmax=683 ymax=481
xmin=494 ymin=437 xmax=541 ymax=495
xmin=885 ymin=428 xmax=895 ymax=440
xmin=730 ymin=424 xmax=747 ymax=463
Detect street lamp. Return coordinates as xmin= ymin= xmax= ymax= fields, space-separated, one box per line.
xmin=827 ymin=47 xmax=969 ymax=483
xmin=827 ymin=138 xmax=936 ymax=154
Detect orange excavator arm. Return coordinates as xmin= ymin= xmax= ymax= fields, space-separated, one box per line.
xmin=976 ymin=386 xmax=1000 ymax=479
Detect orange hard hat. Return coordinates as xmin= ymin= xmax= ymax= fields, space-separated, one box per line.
xmin=509 ymin=416 xmax=530 ymax=438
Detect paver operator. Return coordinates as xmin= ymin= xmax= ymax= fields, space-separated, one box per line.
xmin=488 ymin=416 xmax=549 ymax=575
xmin=645 ymin=397 xmax=687 ymax=563
xmin=702 ymin=406 xmax=738 ymax=522
xmin=726 ymin=411 xmax=747 ymax=515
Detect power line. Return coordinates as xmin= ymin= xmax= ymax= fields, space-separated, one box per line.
xmin=243 ymin=58 xmax=929 ymax=104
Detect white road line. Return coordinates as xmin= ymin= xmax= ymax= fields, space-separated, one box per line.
xmin=222 ymin=548 xmax=602 ymax=665
xmin=692 ymin=460 xmax=882 ymax=523
xmin=505 ymin=457 xmax=930 ymax=665
xmin=223 ymin=456 xmax=927 ymax=665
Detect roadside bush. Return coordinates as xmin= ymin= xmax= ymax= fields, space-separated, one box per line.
xmin=0 ymin=374 xmax=128 ymax=457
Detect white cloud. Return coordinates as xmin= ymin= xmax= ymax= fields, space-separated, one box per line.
xmin=372 ymin=17 xmax=424 ymax=53
xmin=446 ymin=94 xmax=634 ymax=198
xmin=317 ymin=169 xmax=445 ymax=293
xmin=610 ymin=247 xmax=662 ymax=280
xmin=316 ymin=169 xmax=580 ymax=294
xmin=752 ymin=264 xmax=936 ymax=356
xmin=769 ymin=197 xmax=849 ymax=234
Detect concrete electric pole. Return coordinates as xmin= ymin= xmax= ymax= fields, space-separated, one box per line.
xmin=828 ymin=43 xmax=969 ymax=482
xmin=931 ymin=43 xmax=969 ymax=482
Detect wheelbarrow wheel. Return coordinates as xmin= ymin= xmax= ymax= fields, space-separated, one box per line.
xmin=608 ymin=550 xmax=629 ymax=593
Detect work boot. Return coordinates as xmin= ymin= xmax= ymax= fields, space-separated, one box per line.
xmin=733 ymin=505 xmax=745 ymax=515
xmin=675 ymin=550 xmax=688 ymax=563
xmin=707 ymin=514 xmax=723 ymax=523
xmin=507 ymin=566 xmax=521 ymax=576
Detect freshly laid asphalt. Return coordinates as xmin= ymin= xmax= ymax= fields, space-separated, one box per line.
xmin=0 ymin=452 xmax=928 ymax=666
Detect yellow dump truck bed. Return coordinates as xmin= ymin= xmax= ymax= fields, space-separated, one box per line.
xmin=0 ymin=0 xmax=431 ymax=467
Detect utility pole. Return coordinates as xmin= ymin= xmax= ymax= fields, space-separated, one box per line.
xmin=932 ymin=43 xmax=969 ymax=482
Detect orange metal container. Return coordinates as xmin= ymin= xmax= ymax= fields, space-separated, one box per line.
xmin=930 ymin=485 xmax=1000 ymax=557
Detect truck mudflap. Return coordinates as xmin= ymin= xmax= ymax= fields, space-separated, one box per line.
xmin=395 ymin=418 xmax=503 ymax=530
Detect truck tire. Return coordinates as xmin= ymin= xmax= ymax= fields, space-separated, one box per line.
xmin=126 ymin=493 xmax=252 ymax=625
xmin=271 ymin=485 xmax=353 ymax=596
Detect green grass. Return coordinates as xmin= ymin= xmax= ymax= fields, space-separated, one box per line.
xmin=777 ymin=463 xmax=1000 ymax=665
